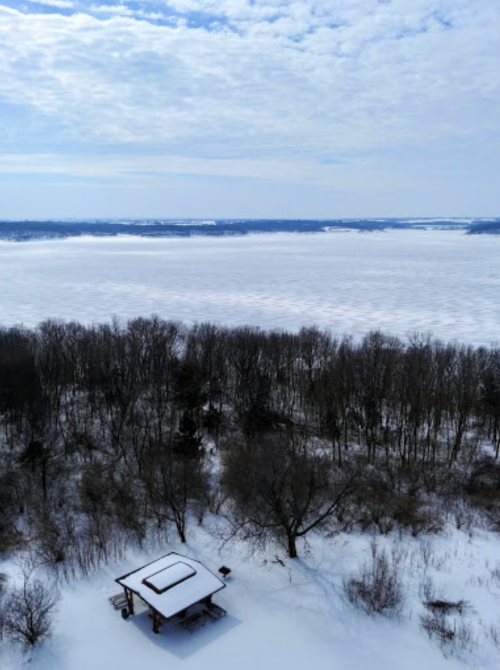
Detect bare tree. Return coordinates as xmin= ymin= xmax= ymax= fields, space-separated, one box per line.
xmin=2 ymin=569 xmax=59 ymax=647
xmin=142 ymin=440 xmax=209 ymax=544
xmin=222 ymin=433 xmax=358 ymax=558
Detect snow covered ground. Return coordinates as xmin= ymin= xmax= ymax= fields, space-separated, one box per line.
xmin=2 ymin=520 xmax=500 ymax=670
xmin=2 ymin=229 xmax=500 ymax=346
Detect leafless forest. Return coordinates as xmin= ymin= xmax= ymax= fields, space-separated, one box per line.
xmin=1 ymin=318 xmax=500 ymax=573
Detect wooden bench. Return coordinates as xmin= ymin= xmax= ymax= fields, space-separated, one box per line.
xmin=109 ymin=593 xmax=128 ymax=609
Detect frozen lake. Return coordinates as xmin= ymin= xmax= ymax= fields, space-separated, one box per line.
xmin=2 ymin=229 xmax=500 ymax=346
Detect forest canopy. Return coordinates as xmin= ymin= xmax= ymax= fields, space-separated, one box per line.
xmin=1 ymin=318 xmax=500 ymax=570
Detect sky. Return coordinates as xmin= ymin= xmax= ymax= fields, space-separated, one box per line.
xmin=0 ymin=0 xmax=499 ymax=219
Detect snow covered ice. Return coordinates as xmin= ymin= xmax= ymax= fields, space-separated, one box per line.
xmin=1 ymin=229 xmax=499 ymax=346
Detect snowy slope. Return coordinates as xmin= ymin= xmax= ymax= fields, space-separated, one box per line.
xmin=2 ymin=520 xmax=499 ymax=670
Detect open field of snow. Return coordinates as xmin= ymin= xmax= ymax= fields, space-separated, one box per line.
xmin=2 ymin=521 xmax=500 ymax=670
xmin=2 ymin=229 xmax=500 ymax=345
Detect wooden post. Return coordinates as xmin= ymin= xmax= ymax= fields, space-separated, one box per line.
xmin=124 ymin=588 xmax=134 ymax=615
xmin=152 ymin=609 xmax=162 ymax=634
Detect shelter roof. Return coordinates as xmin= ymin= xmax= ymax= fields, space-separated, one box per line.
xmin=116 ymin=552 xmax=225 ymax=619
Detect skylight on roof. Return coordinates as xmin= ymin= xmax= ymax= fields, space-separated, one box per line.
xmin=142 ymin=562 xmax=196 ymax=594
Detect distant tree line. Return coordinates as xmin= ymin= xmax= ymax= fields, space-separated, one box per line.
xmin=1 ymin=318 xmax=500 ymax=569
xmin=0 ymin=218 xmax=484 ymax=242
xmin=468 ymin=221 xmax=500 ymax=235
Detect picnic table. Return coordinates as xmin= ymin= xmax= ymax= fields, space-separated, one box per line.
xmin=204 ymin=603 xmax=227 ymax=620
xmin=180 ymin=612 xmax=206 ymax=633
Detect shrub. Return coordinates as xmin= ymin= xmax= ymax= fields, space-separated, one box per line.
xmin=2 ymin=572 xmax=59 ymax=647
xmin=420 ymin=611 xmax=455 ymax=645
xmin=356 ymin=469 xmax=444 ymax=536
xmin=489 ymin=621 xmax=500 ymax=648
xmin=344 ymin=544 xmax=404 ymax=615
xmin=420 ymin=599 xmax=475 ymax=653
xmin=423 ymin=599 xmax=469 ymax=616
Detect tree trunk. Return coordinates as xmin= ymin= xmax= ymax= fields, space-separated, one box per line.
xmin=287 ymin=533 xmax=298 ymax=558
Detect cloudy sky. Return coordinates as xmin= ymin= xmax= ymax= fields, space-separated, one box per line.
xmin=0 ymin=0 xmax=499 ymax=218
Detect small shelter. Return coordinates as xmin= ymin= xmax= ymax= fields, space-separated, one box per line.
xmin=115 ymin=552 xmax=226 ymax=633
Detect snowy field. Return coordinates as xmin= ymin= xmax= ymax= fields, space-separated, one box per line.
xmin=2 ymin=229 xmax=500 ymax=346
xmin=2 ymin=520 xmax=500 ymax=670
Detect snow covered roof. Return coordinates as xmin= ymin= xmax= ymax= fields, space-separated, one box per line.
xmin=116 ymin=553 xmax=225 ymax=620
xmin=143 ymin=561 xmax=196 ymax=594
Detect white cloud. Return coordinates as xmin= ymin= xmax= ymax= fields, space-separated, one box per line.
xmin=0 ymin=152 xmax=308 ymax=179
xmin=90 ymin=4 xmax=135 ymax=16
xmin=28 ymin=0 xmax=73 ymax=8
xmin=0 ymin=0 xmax=499 ymax=215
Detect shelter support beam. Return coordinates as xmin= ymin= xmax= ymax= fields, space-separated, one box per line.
xmin=124 ymin=587 xmax=134 ymax=615
xmin=152 ymin=609 xmax=162 ymax=634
